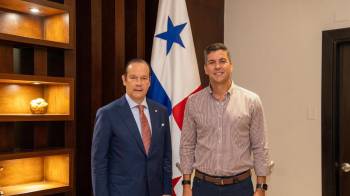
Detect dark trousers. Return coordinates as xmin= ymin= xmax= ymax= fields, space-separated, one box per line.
xmin=192 ymin=176 xmax=254 ymax=196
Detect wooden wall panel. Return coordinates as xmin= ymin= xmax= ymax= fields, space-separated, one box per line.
xmin=44 ymin=154 xmax=70 ymax=184
xmin=0 ymin=157 xmax=43 ymax=186
xmin=114 ymin=0 xmax=126 ymax=99
xmin=144 ymin=0 xmax=157 ymax=63
xmin=0 ymin=123 xmax=15 ymax=152
xmin=63 ymin=1 xmax=76 ymax=195
xmin=0 ymin=45 xmax=13 ymax=73
xmin=34 ymin=47 xmax=48 ymax=149
xmin=44 ymin=13 xmax=69 ymax=43
xmin=0 ymin=84 xmax=42 ymax=114
xmin=125 ymin=0 xmax=137 ymax=61
xmin=34 ymin=48 xmax=48 ymax=75
xmin=0 ymin=44 xmax=14 ymax=152
xmin=101 ymin=0 xmax=119 ymax=104
xmin=125 ymin=0 xmax=145 ymax=60
xmin=137 ymin=0 xmax=145 ymax=58
xmin=187 ymin=0 xmax=224 ymax=86
xmin=0 ymin=11 xmax=42 ymax=40
xmin=75 ymin=0 xmax=93 ymax=195
xmin=90 ymin=0 xmax=101 ymax=115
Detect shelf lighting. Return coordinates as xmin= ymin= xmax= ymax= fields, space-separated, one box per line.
xmin=33 ymin=82 xmax=41 ymax=85
xmin=29 ymin=8 xmax=40 ymax=14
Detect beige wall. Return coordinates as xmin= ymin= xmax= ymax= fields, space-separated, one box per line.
xmin=224 ymin=0 xmax=350 ymax=195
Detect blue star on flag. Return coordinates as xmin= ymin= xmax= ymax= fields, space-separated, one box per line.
xmin=155 ymin=16 xmax=187 ymax=55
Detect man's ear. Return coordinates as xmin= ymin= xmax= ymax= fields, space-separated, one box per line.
xmin=204 ymin=64 xmax=208 ymax=75
xmin=122 ymin=74 xmax=126 ymax=85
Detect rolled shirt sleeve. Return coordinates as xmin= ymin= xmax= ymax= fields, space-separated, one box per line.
xmin=250 ymin=95 xmax=270 ymax=176
xmin=180 ymin=96 xmax=197 ymax=175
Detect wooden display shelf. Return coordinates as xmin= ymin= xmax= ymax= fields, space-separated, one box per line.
xmin=1 ymin=181 xmax=70 ymax=196
xmin=0 ymin=0 xmax=72 ymax=48
xmin=0 ymin=73 xmax=74 ymax=121
xmin=0 ymin=148 xmax=73 ymax=196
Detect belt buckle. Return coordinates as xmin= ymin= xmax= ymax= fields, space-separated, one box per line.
xmin=220 ymin=179 xmax=224 ymax=185
xmin=233 ymin=178 xmax=239 ymax=184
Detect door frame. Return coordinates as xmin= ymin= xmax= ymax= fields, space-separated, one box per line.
xmin=322 ymin=27 xmax=350 ymax=196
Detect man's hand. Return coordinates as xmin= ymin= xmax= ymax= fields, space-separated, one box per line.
xmin=254 ymin=189 xmax=265 ymax=196
xmin=183 ymin=184 xmax=192 ymax=196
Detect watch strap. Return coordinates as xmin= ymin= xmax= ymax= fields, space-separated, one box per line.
xmin=182 ymin=180 xmax=191 ymax=185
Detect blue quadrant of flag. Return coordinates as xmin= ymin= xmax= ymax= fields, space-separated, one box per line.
xmin=147 ymin=70 xmax=172 ymax=116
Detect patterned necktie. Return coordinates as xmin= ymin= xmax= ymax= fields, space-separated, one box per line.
xmin=137 ymin=105 xmax=152 ymax=154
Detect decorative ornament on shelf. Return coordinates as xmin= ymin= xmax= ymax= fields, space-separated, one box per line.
xmin=30 ymin=98 xmax=48 ymax=114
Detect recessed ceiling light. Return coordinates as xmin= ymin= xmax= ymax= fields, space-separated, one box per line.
xmin=30 ymin=8 xmax=40 ymax=14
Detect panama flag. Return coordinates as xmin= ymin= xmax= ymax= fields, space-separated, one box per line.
xmin=147 ymin=0 xmax=201 ymax=195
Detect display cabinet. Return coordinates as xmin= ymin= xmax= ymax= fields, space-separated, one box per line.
xmin=0 ymin=0 xmax=76 ymax=195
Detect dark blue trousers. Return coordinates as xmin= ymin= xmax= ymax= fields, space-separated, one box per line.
xmin=192 ymin=176 xmax=254 ymax=196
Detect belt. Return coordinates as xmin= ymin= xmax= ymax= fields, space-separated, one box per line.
xmin=194 ymin=170 xmax=251 ymax=186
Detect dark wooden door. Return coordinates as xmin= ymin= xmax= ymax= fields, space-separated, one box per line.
xmin=322 ymin=28 xmax=350 ymax=196
xmin=338 ymin=43 xmax=350 ymax=196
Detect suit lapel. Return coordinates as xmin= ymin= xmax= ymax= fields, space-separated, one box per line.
xmin=148 ymin=100 xmax=160 ymax=155
xmin=118 ymin=96 xmax=146 ymax=155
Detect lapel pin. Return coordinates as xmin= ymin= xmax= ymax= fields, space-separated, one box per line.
xmin=161 ymin=123 xmax=165 ymax=127
xmin=155 ymin=109 xmax=158 ymax=112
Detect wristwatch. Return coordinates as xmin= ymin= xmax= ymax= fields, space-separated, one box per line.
xmin=256 ymin=183 xmax=268 ymax=191
xmin=181 ymin=180 xmax=191 ymax=185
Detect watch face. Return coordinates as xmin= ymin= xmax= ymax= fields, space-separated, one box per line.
xmin=262 ymin=184 xmax=268 ymax=190
xmin=256 ymin=183 xmax=268 ymax=190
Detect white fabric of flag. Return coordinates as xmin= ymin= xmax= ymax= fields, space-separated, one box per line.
xmin=147 ymin=0 xmax=201 ymax=195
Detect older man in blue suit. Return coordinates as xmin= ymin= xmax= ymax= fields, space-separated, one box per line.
xmin=91 ymin=58 xmax=172 ymax=196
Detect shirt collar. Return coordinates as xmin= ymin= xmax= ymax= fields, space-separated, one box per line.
xmin=207 ymin=81 xmax=235 ymax=96
xmin=125 ymin=94 xmax=148 ymax=109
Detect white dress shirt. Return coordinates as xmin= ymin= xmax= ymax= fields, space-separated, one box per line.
xmin=125 ymin=94 xmax=152 ymax=136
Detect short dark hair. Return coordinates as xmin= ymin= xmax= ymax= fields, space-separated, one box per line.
xmin=124 ymin=58 xmax=151 ymax=77
xmin=204 ymin=43 xmax=232 ymax=64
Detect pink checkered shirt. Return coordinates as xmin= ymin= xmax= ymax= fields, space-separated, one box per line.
xmin=180 ymin=82 xmax=270 ymax=176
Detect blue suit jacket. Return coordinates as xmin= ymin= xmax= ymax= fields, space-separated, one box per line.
xmin=91 ymin=96 xmax=172 ymax=196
